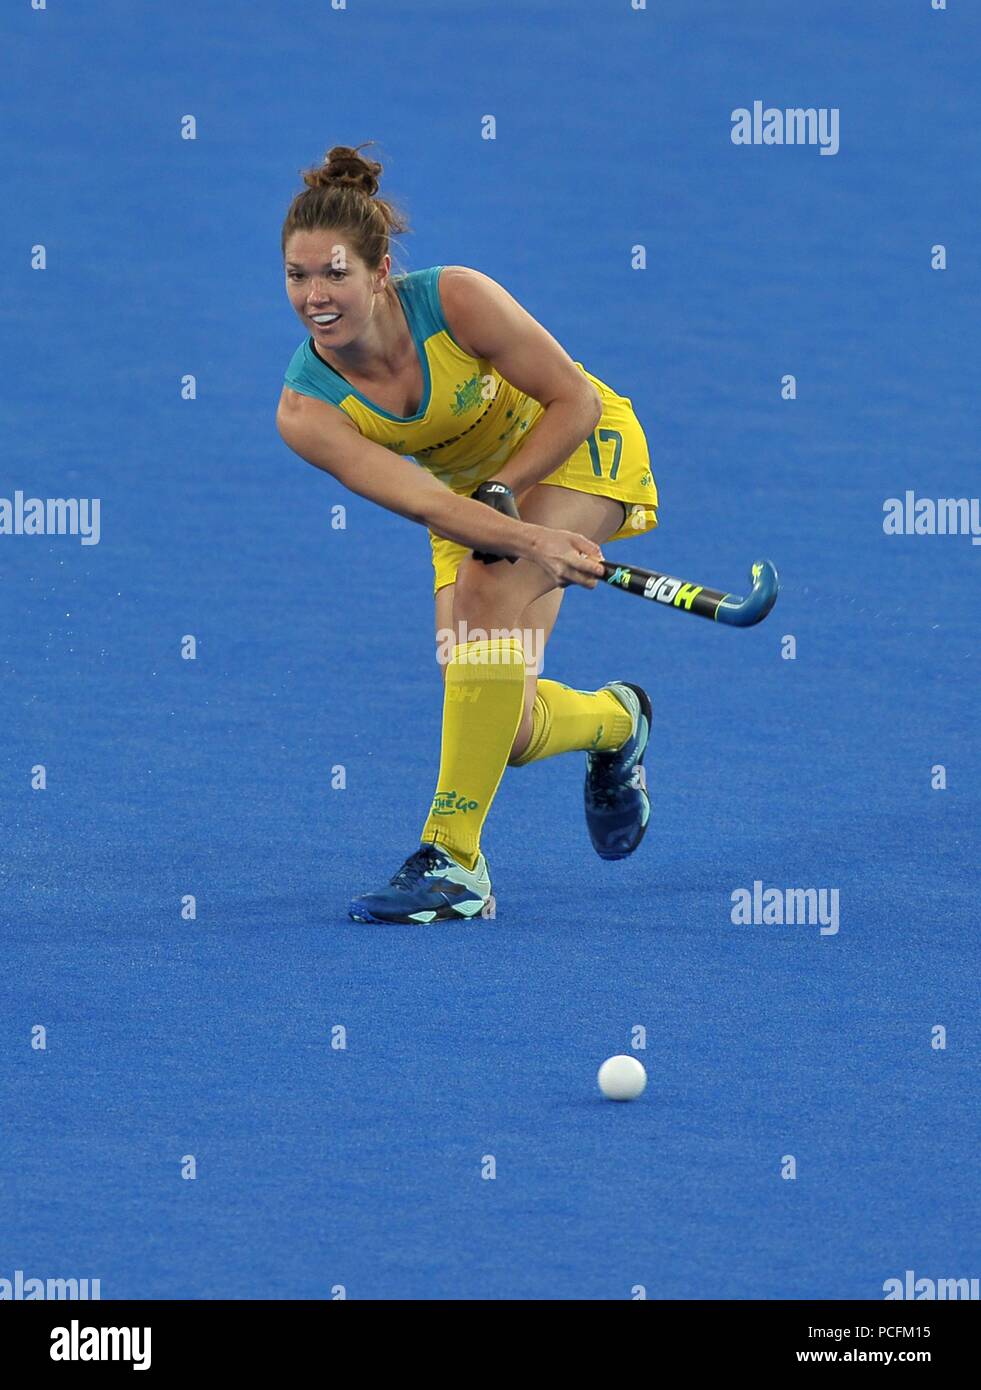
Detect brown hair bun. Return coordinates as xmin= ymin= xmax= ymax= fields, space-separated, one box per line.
xmin=303 ymin=144 xmax=383 ymax=197
xmin=282 ymin=140 xmax=410 ymax=269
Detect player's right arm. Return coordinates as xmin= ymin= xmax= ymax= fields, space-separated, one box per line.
xmin=275 ymin=389 xmax=605 ymax=587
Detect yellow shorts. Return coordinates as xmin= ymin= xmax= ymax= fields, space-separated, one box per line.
xmin=428 ymin=368 xmax=659 ymax=595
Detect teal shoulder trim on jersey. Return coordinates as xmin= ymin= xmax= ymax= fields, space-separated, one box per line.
xmin=392 ymin=265 xmax=447 ymax=341
xmin=283 ymin=338 xmax=352 ymax=408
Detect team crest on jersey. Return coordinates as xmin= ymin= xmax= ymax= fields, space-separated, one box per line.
xmin=450 ymin=374 xmax=484 ymax=416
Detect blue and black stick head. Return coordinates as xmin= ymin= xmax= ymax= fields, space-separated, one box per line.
xmin=715 ymin=560 xmax=780 ymax=627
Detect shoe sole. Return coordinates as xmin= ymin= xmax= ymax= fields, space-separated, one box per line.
xmin=348 ymin=890 xmax=492 ymax=925
xmin=594 ymin=681 xmax=653 ymax=862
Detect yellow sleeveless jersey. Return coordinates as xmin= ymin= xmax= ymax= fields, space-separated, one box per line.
xmin=283 ymin=265 xmax=659 ymax=515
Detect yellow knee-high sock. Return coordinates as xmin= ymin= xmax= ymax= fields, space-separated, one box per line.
xmin=421 ymin=637 xmax=526 ymax=871
xmin=509 ymin=679 xmax=633 ymax=767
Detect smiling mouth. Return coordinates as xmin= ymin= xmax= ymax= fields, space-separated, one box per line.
xmin=310 ymin=313 xmax=341 ymax=328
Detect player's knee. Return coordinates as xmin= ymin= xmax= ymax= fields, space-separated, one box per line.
xmin=453 ymin=554 xmax=527 ymax=630
xmin=453 ymin=552 xmax=498 ymax=603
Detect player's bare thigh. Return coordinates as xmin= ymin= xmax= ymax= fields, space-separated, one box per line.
xmin=448 ymin=486 xmax=624 ymax=633
xmin=433 ymin=484 xmax=625 ymax=672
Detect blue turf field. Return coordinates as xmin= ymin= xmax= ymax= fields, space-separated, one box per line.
xmin=2 ymin=0 xmax=978 ymax=1300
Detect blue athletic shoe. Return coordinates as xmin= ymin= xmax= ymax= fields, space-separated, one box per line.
xmin=584 ymin=682 xmax=652 ymax=860
xmin=348 ymin=843 xmax=492 ymax=924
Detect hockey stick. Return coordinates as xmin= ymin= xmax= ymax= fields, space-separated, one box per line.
xmin=599 ymin=558 xmax=779 ymax=627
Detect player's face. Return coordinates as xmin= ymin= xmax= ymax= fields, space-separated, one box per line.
xmin=284 ymin=231 xmax=389 ymax=347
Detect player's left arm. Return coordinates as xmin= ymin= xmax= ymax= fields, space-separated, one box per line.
xmin=438 ymin=266 xmax=603 ymax=499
